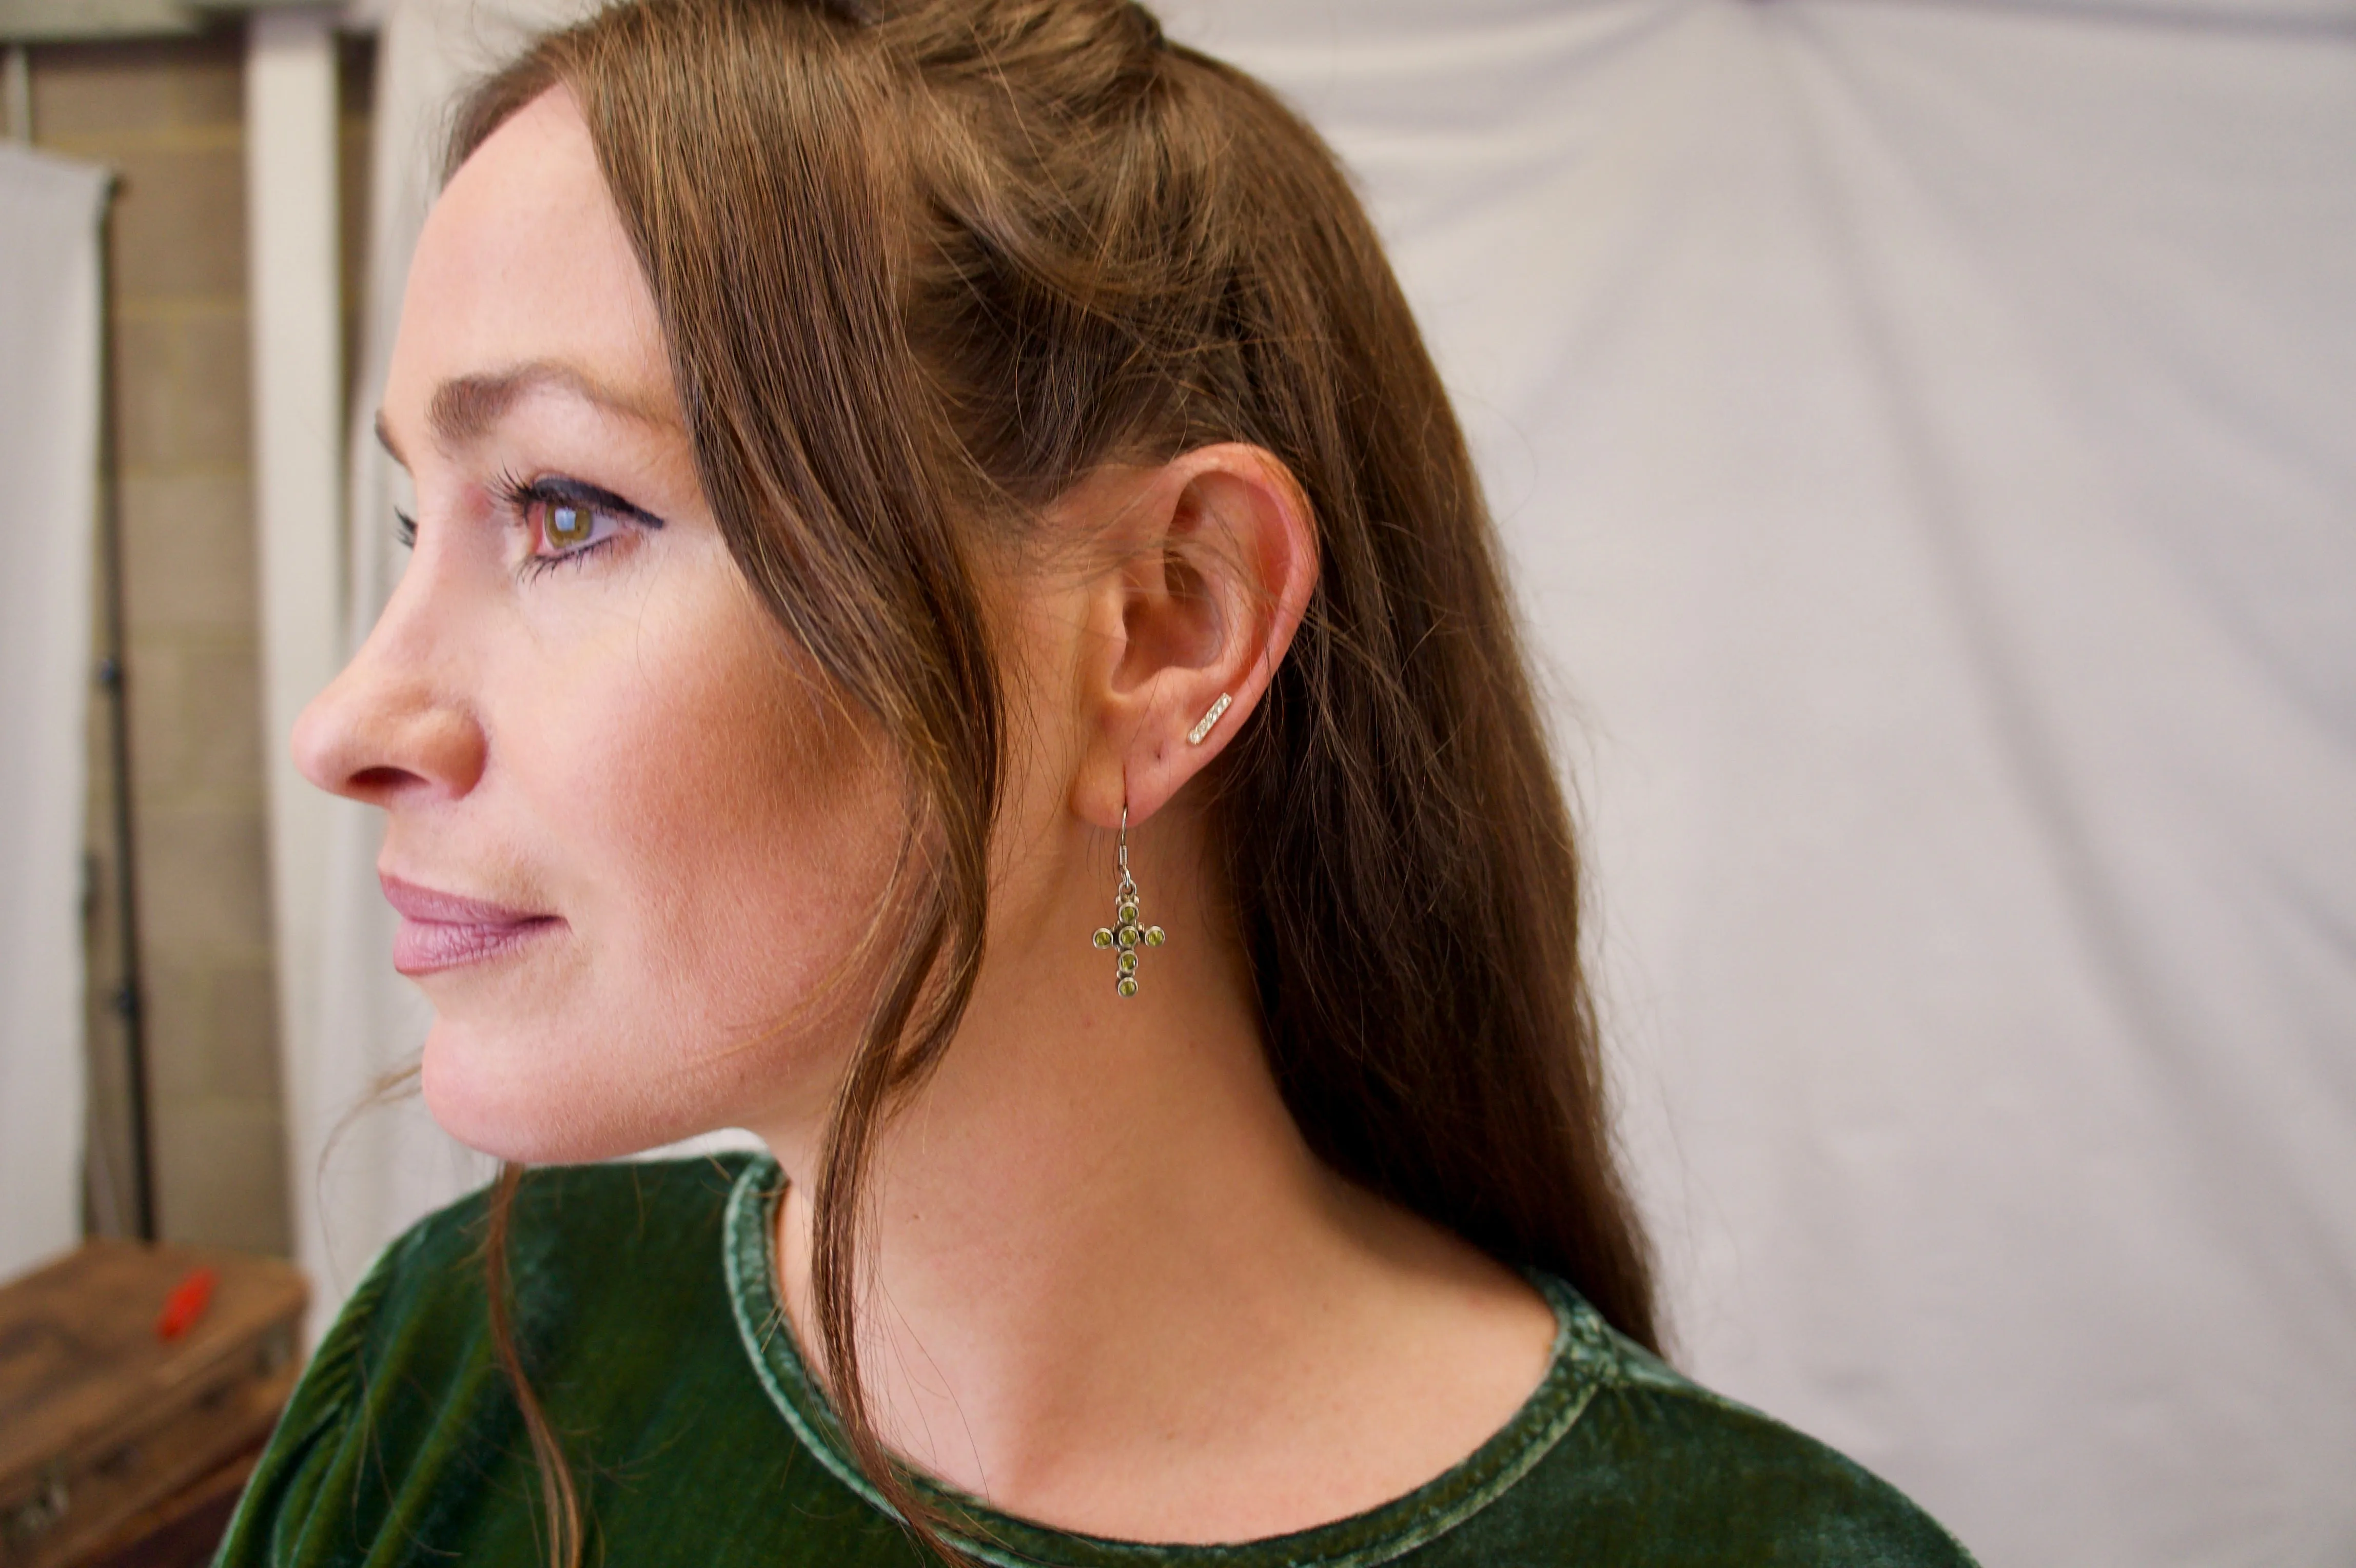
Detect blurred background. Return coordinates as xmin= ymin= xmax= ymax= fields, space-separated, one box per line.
xmin=1 ymin=1 xmax=2349 ymax=1565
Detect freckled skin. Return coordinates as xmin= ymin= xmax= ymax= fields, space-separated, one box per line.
xmin=294 ymin=91 xmax=895 ymax=1163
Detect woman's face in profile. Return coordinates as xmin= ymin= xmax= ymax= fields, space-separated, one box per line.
xmin=293 ymin=90 xmax=896 ymax=1162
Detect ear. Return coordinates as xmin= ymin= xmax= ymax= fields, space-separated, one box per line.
xmin=1068 ymin=443 xmax=1317 ymax=829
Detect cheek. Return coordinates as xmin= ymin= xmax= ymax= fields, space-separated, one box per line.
xmin=607 ymin=641 xmax=890 ymax=1032
xmin=424 ymin=564 xmax=897 ymax=1161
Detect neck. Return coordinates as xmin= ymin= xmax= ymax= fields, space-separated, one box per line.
xmin=750 ymin=813 xmax=1555 ymax=1539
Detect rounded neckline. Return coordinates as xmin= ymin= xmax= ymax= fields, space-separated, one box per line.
xmin=719 ymin=1154 xmax=1608 ymax=1568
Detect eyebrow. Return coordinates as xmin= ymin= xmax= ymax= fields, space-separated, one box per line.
xmin=372 ymin=359 xmax=675 ymax=467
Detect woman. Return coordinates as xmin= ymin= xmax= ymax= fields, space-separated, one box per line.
xmin=222 ymin=0 xmax=1975 ymax=1562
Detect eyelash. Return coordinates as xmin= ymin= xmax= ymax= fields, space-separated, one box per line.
xmin=391 ymin=476 xmax=665 ymax=574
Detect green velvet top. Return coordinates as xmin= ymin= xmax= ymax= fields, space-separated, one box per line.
xmin=215 ymin=1155 xmax=1975 ymax=1567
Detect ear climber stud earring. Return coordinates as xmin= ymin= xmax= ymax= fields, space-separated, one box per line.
xmin=1186 ymin=692 xmax=1232 ymax=747
xmin=1091 ymin=805 xmax=1165 ymax=997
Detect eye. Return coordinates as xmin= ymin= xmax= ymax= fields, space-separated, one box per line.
xmin=534 ymin=496 xmax=623 ymax=557
xmin=494 ymin=474 xmax=666 ymax=573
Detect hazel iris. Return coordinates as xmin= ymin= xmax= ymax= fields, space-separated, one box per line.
xmin=548 ymin=502 xmax=595 ymax=546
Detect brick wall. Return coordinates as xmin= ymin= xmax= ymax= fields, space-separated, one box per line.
xmin=28 ymin=33 xmax=373 ymax=1258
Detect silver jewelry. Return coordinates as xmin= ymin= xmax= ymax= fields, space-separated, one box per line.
xmin=1091 ymin=805 xmax=1165 ymax=997
xmin=1186 ymin=692 xmax=1232 ymax=746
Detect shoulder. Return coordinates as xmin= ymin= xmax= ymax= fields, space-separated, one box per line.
xmin=1463 ymin=1281 xmax=1978 ymax=1567
xmin=427 ymin=1151 xmax=761 ymax=1260
xmin=215 ymin=1154 xmax=764 ymax=1567
xmin=328 ymin=1152 xmax=759 ymax=1359
xmin=349 ymin=1150 xmax=761 ymax=1361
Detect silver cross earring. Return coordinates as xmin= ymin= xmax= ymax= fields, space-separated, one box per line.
xmin=1091 ymin=805 xmax=1165 ymax=997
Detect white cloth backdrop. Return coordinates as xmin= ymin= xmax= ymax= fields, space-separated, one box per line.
xmin=290 ymin=2 xmax=2356 ymax=1564
xmin=0 ymin=146 xmax=110 ymax=1284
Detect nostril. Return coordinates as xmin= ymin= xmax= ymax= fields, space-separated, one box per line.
xmin=350 ymin=765 xmax=427 ymax=795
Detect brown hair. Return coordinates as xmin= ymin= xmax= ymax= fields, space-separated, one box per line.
xmin=446 ymin=0 xmax=1656 ymax=1559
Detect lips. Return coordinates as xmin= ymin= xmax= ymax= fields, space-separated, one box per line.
xmin=380 ymin=873 xmax=562 ymax=975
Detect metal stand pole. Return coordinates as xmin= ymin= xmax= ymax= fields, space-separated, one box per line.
xmin=93 ymin=186 xmax=158 ymax=1243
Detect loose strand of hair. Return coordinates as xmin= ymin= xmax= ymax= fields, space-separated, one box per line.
xmin=484 ymin=1165 xmax=585 ymax=1568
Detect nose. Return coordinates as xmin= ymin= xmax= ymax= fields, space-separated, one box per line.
xmin=291 ymin=586 xmax=488 ymax=807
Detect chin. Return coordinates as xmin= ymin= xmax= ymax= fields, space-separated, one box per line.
xmin=418 ymin=1015 xmax=673 ymax=1166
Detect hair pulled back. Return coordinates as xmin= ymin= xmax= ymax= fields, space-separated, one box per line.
xmin=449 ymin=1 xmax=1656 ymax=1559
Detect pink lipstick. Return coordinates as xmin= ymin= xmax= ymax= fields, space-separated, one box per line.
xmin=380 ymin=874 xmax=561 ymax=975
